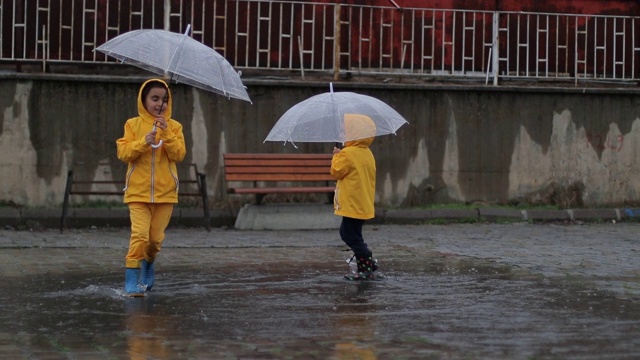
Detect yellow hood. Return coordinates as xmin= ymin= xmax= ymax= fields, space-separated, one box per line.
xmin=137 ymin=78 xmax=173 ymax=124
xmin=343 ymin=113 xmax=375 ymax=147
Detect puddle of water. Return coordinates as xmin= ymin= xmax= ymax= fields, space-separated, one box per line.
xmin=1 ymin=253 xmax=640 ymax=359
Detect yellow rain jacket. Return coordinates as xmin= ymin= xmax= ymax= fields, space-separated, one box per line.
xmin=331 ymin=114 xmax=376 ymax=220
xmin=116 ymin=79 xmax=186 ymax=204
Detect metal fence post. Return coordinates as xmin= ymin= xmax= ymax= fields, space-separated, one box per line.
xmin=492 ymin=11 xmax=500 ymax=85
xmin=164 ymin=0 xmax=171 ymax=30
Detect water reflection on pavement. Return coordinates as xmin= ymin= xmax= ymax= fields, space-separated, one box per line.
xmin=1 ymin=224 xmax=639 ymax=359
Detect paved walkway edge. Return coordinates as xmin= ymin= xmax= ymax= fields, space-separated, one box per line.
xmin=1 ymin=206 xmax=640 ymax=230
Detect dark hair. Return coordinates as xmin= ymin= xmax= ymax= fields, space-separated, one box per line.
xmin=141 ymin=80 xmax=168 ymax=101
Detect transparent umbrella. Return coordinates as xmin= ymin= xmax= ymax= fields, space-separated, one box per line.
xmin=95 ymin=25 xmax=251 ymax=103
xmin=264 ymin=83 xmax=408 ymax=146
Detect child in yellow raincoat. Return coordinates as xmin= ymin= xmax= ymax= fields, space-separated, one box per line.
xmin=116 ymin=78 xmax=186 ymax=296
xmin=331 ymin=114 xmax=379 ymax=280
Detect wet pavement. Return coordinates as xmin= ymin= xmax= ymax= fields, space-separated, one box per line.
xmin=1 ymin=223 xmax=640 ymax=359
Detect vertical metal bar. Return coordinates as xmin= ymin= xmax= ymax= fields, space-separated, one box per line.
xmin=492 ymin=11 xmax=499 ymax=85
xmin=334 ymin=3 xmax=340 ymax=80
xmin=245 ymin=1 xmax=250 ymax=68
xmin=0 ymin=0 xmax=3 ymax=58
xmin=633 ymin=18 xmax=637 ymax=79
xmin=320 ymin=3 xmax=326 ymax=70
xmin=358 ymin=7 xmax=363 ymax=71
xmin=267 ymin=1 xmax=272 ymax=68
xmin=41 ymin=25 xmax=46 ymax=71
xmin=298 ymin=35 xmax=304 ymax=78
xmin=461 ymin=11 xmax=466 ymax=73
xmin=92 ymin=0 xmax=97 ymax=61
xmin=420 ymin=10 xmax=425 ymax=72
xmin=288 ymin=2 xmax=294 ymax=69
xmin=516 ymin=14 xmax=521 ymax=77
xmin=545 ymin=14 xmax=549 ymax=76
xmin=81 ymin=0 xmax=86 ymax=61
xmin=69 ymin=0 xmax=75 ymax=60
xmin=430 ymin=10 xmax=435 ymax=73
xmin=378 ymin=8 xmax=383 ymax=71
xmin=389 ymin=7 xmax=395 ymax=71
xmin=234 ymin=1 xmax=239 ymax=66
xmin=46 ymin=0 xmax=50 ymax=62
xmin=555 ymin=15 xmax=560 ymax=77
xmin=471 ymin=12 xmax=476 ymax=72
xmin=525 ymin=14 xmax=530 ymax=77
xmin=536 ymin=14 xmax=540 ymax=76
xmin=576 ymin=15 xmax=580 ymax=82
xmin=408 ymin=8 xmax=415 ymax=72
xmin=255 ymin=1 xmax=261 ymax=67
xmin=311 ymin=4 xmax=316 ymax=70
xmin=367 ymin=7 xmax=372 ymax=70
xmin=451 ymin=10 xmax=455 ymax=73
xmin=593 ymin=17 xmax=598 ymax=78
xmin=277 ymin=2 xmax=285 ymax=69
xmin=164 ymin=0 xmax=171 ymax=30
xmin=35 ymin=0 xmax=40 ymax=59
xmin=440 ymin=10 xmax=445 ymax=72
xmin=485 ymin=47 xmax=491 ymax=84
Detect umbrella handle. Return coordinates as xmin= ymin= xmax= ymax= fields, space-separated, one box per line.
xmin=151 ymin=123 xmax=163 ymax=149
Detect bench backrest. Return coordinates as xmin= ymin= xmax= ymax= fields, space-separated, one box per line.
xmin=223 ymin=153 xmax=334 ymax=182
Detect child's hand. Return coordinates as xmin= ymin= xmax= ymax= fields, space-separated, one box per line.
xmin=145 ymin=130 xmax=158 ymax=146
xmin=333 ymin=147 xmax=341 ymax=154
xmin=154 ymin=117 xmax=168 ymax=130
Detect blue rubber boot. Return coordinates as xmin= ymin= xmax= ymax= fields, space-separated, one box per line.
xmin=140 ymin=259 xmax=155 ymax=291
xmin=124 ymin=268 xmax=145 ymax=297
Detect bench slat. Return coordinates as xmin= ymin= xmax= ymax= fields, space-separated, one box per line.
xmin=224 ymin=159 xmax=331 ymax=167
xmin=229 ymin=186 xmax=335 ymax=194
xmin=226 ymin=174 xmax=335 ymax=181
xmin=225 ymin=166 xmax=330 ymax=174
xmin=224 ymin=153 xmax=332 ymax=160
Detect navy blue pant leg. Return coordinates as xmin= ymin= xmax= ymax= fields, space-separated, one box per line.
xmin=339 ymin=217 xmax=371 ymax=257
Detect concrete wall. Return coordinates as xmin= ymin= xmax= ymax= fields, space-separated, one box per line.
xmin=2 ymin=74 xmax=640 ymax=209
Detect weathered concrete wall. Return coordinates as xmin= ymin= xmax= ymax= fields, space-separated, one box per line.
xmin=2 ymin=74 xmax=640 ymax=209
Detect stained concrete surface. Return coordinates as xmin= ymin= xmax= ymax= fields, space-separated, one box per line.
xmin=1 ymin=223 xmax=640 ymax=359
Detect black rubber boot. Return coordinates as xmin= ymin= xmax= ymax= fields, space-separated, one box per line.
xmin=356 ymin=253 xmax=378 ymax=274
xmin=345 ymin=252 xmax=379 ymax=280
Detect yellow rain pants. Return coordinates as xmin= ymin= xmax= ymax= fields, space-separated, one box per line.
xmin=125 ymin=202 xmax=174 ymax=268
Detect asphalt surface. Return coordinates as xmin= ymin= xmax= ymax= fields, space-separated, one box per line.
xmin=1 ymin=220 xmax=640 ymax=359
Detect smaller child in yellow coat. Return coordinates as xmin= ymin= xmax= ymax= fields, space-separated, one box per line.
xmin=116 ymin=79 xmax=186 ymax=296
xmin=330 ymin=114 xmax=379 ymax=280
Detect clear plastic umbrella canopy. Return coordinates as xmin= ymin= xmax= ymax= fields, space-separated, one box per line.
xmin=95 ymin=25 xmax=251 ymax=103
xmin=264 ymin=84 xmax=408 ymax=145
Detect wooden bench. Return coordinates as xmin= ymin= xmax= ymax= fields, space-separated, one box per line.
xmin=223 ymin=153 xmax=335 ymax=205
xmin=60 ymin=163 xmax=210 ymax=232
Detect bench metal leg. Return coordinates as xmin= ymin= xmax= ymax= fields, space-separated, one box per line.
xmin=327 ymin=191 xmax=334 ymax=204
xmin=197 ymin=173 xmax=211 ymax=231
xmin=60 ymin=170 xmax=74 ymax=233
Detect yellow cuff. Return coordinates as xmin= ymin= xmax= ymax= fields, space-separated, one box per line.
xmin=125 ymin=259 xmax=141 ymax=269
